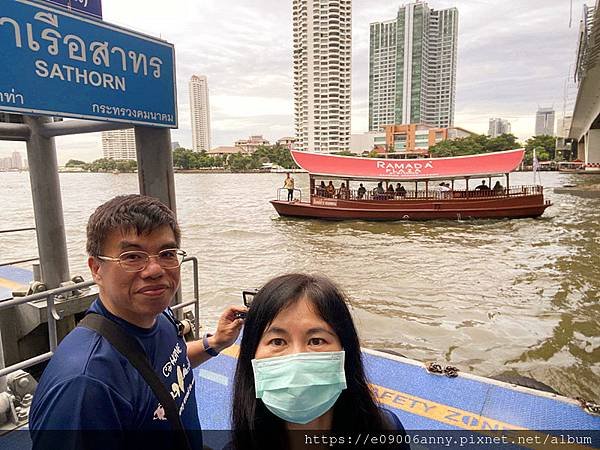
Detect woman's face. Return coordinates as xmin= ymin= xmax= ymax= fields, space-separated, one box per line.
xmin=254 ymin=297 xmax=342 ymax=359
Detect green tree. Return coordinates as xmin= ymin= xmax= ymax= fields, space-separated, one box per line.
xmin=429 ymin=133 xmax=521 ymax=157
xmin=65 ymin=159 xmax=87 ymax=167
xmin=525 ymin=135 xmax=556 ymax=160
xmin=172 ymin=149 xmax=196 ymax=169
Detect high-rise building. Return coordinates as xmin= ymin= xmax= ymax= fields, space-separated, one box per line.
xmin=488 ymin=118 xmax=511 ymax=138
xmin=102 ymin=129 xmax=137 ymax=160
xmin=189 ymin=75 xmax=211 ymax=153
xmin=369 ymin=2 xmax=458 ymax=131
xmin=293 ymin=0 xmax=352 ymax=153
xmin=11 ymin=151 xmax=23 ymax=170
xmin=535 ymin=107 xmax=555 ymax=136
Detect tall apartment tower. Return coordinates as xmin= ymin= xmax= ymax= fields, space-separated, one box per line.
xmin=535 ymin=107 xmax=555 ymax=136
xmin=488 ymin=118 xmax=511 ymax=138
xmin=369 ymin=2 xmax=458 ymax=131
xmin=189 ymin=75 xmax=211 ymax=152
xmin=102 ymin=129 xmax=137 ymax=160
xmin=293 ymin=0 xmax=352 ymax=153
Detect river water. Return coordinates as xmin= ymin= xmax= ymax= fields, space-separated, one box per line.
xmin=0 ymin=171 xmax=599 ymax=401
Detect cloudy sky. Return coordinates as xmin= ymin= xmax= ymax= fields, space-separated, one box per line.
xmin=1 ymin=0 xmax=585 ymax=164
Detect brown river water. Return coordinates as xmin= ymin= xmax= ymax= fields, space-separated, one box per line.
xmin=0 ymin=171 xmax=598 ymax=401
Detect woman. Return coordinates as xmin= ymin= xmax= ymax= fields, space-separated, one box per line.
xmin=230 ymin=274 xmax=408 ymax=450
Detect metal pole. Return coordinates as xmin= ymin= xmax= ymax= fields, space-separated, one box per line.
xmin=24 ymin=116 xmax=70 ymax=290
xmin=0 ymin=122 xmax=30 ymax=141
xmin=134 ymin=126 xmax=182 ymax=315
xmin=0 ymin=326 xmax=6 ymax=393
xmin=40 ymin=119 xmax=132 ymax=138
xmin=135 ymin=126 xmax=177 ymax=212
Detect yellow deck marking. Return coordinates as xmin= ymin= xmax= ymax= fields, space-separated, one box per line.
xmin=221 ymin=344 xmax=240 ymax=358
xmin=372 ymin=382 xmax=524 ymax=431
xmin=0 ymin=277 xmax=25 ymax=291
xmin=219 ymin=345 xmax=593 ymax=449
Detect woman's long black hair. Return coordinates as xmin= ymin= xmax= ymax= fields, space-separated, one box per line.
xmin=231 ymin=273 xmax=388 ymax=450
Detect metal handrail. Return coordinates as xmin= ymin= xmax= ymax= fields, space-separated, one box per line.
xmin=277 ymin=187 xmax=302 ymax=202
xmin=309 ymin=184 xmax=544 ymax=202
xmin=0 ymin=227 xmax=39 ymax=267
xmin=0 ymin=227 xmax=36 ymax=234
xmin=0 ymin=257 xmax=200 ymax=379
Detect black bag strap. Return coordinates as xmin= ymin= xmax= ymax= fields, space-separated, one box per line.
xmin=79 ymin=313 xmax=192 ymax=450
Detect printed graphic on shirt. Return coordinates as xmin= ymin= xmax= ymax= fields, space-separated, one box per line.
xmin=152 ymin=341 xmax=195 ymax=421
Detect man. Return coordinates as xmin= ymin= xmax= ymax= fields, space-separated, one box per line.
xmin=283 ymin=172 xmax=295 ymax=202
xmin=357 ymin=183 xmax=366 ymax=199
xmin=30 ymin=195 xmax=246 ymax=449
xmin=475 ymin=180 xmax=490 ymax=190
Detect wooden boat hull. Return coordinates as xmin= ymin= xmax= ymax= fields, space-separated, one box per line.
xmin=271 ymin=195 xmax=551 ymax=221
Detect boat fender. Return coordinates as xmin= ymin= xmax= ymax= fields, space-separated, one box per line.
xmin=425 ymin=362 xmax=459 ymax=378
xmin=575 ymin=398 xmax=600 ymax=416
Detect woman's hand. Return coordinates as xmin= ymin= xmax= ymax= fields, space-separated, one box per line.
xmin=210 ymin=305 xmax=248 ymax=352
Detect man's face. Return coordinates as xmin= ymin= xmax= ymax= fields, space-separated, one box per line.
xmin=88 ymin=225 xmax=180 ymax=328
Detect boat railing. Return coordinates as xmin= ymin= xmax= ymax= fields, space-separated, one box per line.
xmin=0 ymin=256 xmax=200 ymax=379
xmin=309 ymin=185 xmax=544 ymax=201
xmin=276 ymin=188 xmax=302 ymax=202
xmin=0 ymin=227 xmax=39 ymax=268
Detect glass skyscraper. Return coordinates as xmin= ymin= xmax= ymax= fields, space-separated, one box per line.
xmin=369 ymin=2 xmax=458 ymax=131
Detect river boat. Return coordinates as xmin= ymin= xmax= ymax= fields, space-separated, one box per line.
xmin=271 ymin=149 xmax=552 ymax=221
xmin=558 ymin=160 xmax=600 ymax=174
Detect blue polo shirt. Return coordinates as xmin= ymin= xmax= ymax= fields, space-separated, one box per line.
xmin=30 ymin=299 xmax=201 ymax=449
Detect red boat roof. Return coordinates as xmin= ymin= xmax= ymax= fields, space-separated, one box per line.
xmin=291 ymin=149 xmax=525 ymax=181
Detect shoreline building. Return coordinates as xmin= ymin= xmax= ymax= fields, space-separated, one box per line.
xmin=488 ymin=118 xmax=511 ymax=138
xmin=101 ymin=129 xmax=136 ymax=160
xmin=189 ymin=75 xmax=211 ymax=153
xmin=369 ymin=2 xmax=458 ymax=131
xmin=293 ymin=0 xmax=352 ymax=153
xmin=535 ymin=107 xmax=555 ymax=136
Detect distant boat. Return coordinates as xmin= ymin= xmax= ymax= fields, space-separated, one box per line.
xmin=558 ymin=160 xmax=600 ymax=174
xmin=271 ymin=149 xmax=552 ymax=221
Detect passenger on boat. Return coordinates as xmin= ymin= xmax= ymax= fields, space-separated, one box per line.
xmin=386 ymin=183 xmax=395 ymax=199
xmin=228 ymin=273 xmax=409 ymax=450
xmin=493 ymin=181 xmax=504 ymax=193
xmin=373 ymin=182 xmax=386 ymax=200
xmin=284 ymin=173 xmax=295 ymax=202
xmin=316 ymin=181 xmax=326 ymax=196
xmin=357 ymin=183 xmax=367 ymax=199
xmin=396 ymin=183 xmax=407 ymax=197
xmin=475 ymin=180 xmax=490 ymax=191
xmin=29 ymin=195 xmax=247 ymax=450
xmin=326 ymin=181 xmax=336 ymax=198
xmin=338 ymin=182 xmax=350 ymax=200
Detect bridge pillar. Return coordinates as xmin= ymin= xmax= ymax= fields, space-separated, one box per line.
xmin=585 ymin=129 xmax=600 ymax=165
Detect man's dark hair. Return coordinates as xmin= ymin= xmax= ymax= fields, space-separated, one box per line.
xmin=86 ymin=195 xmax=180 ymax=256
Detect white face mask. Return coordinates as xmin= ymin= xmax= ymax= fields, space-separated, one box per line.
xmin=251 ymin=351 xmax=347 ymax=424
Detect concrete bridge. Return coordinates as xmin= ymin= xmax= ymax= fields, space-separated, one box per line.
xmin=569 ymin=1 xmax=600 ymax=167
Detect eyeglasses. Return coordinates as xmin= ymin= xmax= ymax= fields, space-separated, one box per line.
xmin=97 ymin=249 xmax=187 ymax=272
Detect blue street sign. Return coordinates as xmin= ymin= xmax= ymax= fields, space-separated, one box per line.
xmin=40 ymin=0 xmax=103 ymax=20
xmin=0 ymin=0 xmax=177 ymax=128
